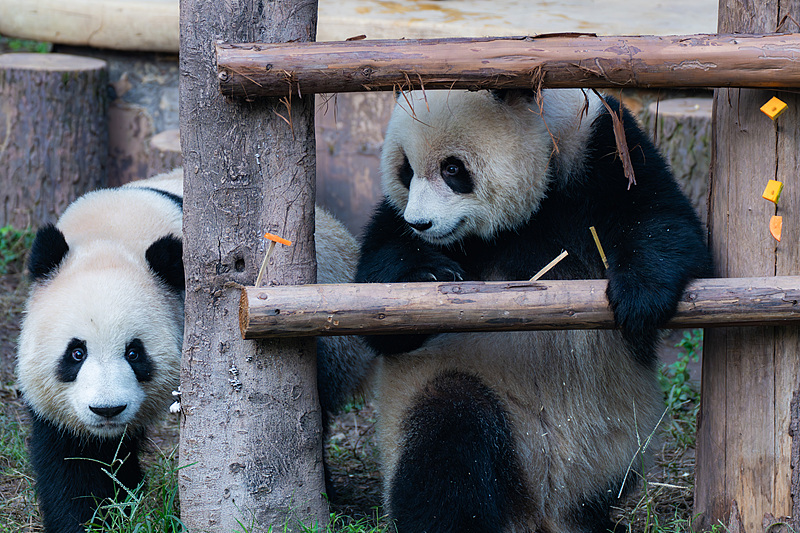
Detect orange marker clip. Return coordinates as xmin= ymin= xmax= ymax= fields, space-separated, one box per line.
xmin=263 ymin=232 xmax=292 ymax=246
xmin=256 ymin=232 xmax=293 ymax=287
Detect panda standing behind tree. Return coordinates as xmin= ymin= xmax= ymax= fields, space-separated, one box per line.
xmin=355 ymin=89 xmax=712 ymax=533
xmin=16 ymin=168 xmax=372 ymax=533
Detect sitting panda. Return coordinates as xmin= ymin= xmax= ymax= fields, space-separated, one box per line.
xmin=16 ymin=168 xmax=371 ymax=533
xmin=355 ymin=89 xmax=712 ymax=533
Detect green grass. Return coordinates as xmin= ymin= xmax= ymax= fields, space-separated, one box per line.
xmin=0 ymin=406 xmax=39 ymax=532
xmin=0 ymin=35 xmax=51 ymax=53
xmin=0 ymin=413 xmax=391 ymax=533
xmin=0 ymin=225 xmax=35 ymax=275
xmin=659 ymin=329 xmax=702 ymax=449
xmin=84 ymin=441 xmax=186 ymax=533
xmin=613 ymin=330 xmax=706 ymax=533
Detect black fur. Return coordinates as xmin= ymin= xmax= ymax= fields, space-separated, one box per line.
xmin=145 ymin=235 xmax=184 ymax=294
xmin=140 ymin=187 xmax=183 ymax=209
xmin=29 ymin=413 xmax=144 ymax=533
xmin=356 ymin=94 xmax=712 ymax=365
xmin=389 ymin=371 xmax=531 ymax=533
xmin=125 ymin=338 xmax=154 ymax=382
xmin=28 ymin=224 xmax=70 ymax=281
xmin=440 ymin=156 xmax=473 ymax=194
xmin=57 ymin=338 xmax=87 ymax=383
xmin=398 ymin=154 xmax=414 ymax=188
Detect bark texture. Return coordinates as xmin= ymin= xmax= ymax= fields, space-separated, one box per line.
xmin=239 ymin=277 xmax=800 ymax=339
xmin=178 ymin=0 xmax=325 ymax=530
xmin=695 ymin=1 xmax=800 ymax=531
xmin=0 ymin=53 xmax=108 ymax=229
xmin=216 ymin=33 xmax=800 ymax=98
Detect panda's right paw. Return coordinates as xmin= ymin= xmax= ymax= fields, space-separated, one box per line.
xmin=398 ymin=256 xmax=466 ymax=283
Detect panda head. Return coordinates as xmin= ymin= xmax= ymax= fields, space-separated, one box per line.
xmin=381 ymin=89 xmax=599 ymax=245
xmin=17 ymin=226 xmax=184 ymax=439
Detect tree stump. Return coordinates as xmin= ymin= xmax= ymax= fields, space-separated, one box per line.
xmin=643 ymin=97 xmax=712 ymax=226
xmin=146 ymin=128 xmax=181 ymax=177
xmin=0 ymin=53 xmax=108 ymax=229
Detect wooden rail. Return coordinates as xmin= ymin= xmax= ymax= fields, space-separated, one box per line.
xmin=239 ymin=276 xmax=800 ymax=339
xmin=217 ymin=33 xmax=800 ymax=99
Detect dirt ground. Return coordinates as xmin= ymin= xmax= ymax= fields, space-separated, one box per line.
xmin=0 ymin=259 xmax=697 ymax=530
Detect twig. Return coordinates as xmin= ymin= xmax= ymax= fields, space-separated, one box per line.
xmin=530 ymin=250 xmax=569 ymax=281
xmin=589 ymin=226 xmax=609 ymax=269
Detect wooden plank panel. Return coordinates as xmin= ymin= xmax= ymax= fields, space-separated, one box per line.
xmin=696 ymin=0 xmax=800 ymax=530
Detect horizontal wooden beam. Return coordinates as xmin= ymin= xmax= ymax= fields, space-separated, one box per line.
xmin=239 ymin=276 xmax=800 ymax=339
xmin=217 ymin=33 xmax=800 ymax=99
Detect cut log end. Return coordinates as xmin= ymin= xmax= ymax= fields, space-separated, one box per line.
xmin=238 ymin=288 xmax=250 ymax=339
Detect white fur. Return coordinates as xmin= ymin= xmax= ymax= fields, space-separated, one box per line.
xmin=17 ymin=170 xmax=184 ymax=439
xmin=381 ymin=89 xmax=603 ymax=245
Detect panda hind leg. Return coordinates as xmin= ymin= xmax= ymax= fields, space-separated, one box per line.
xmin=567 ymin=472 xmax=638 ymax=533
xmin=388 ymin=370 xmax=534 ymax=533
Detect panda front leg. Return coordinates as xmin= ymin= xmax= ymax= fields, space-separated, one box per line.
xmin=29 ymin=414 xmax=145 ymax=533
xmin=384 ymin=369 xmax=532 ymax=533
xmin=356 ymin=200 xmax=466 ymax=355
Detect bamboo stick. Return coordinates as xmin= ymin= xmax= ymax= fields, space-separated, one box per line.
xmin=217 ymin=33 xmax=800 ymax=99
xmin=239 ymin=276 xmax=800 ymax=339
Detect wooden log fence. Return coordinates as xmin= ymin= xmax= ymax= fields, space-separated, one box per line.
xmin=211 ymin=11 xmax=800 ymax=530
xmin=239 ymin=276 xmax=800 ymax=339
xmin=217 ymin=33 xmax=800 ymax=99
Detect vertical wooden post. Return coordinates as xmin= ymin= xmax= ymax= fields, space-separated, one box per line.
xmin=178 ymin=0 xmax=326 ymax=530
xmin=695 ymin=2 xmax=800 ymax=531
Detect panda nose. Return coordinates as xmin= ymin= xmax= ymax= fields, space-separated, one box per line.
xmin=408 ymin=220 xmax=433 ymax=232
xmin=90 ymin=405 xmax=127 ymax=418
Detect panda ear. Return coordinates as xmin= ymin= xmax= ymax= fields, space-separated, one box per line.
xmin=146 ymin=235 xmax=184 ymax=294
xmin=27 ymin=224 xmax=69 ymax=281
xmin=490 ymin=89 xmax=536 ymax=106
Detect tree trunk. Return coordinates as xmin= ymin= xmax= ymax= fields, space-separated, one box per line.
xmin=238 ymin=277 xmax=800 ymax=339
xmin=695 ymin=2 xmax=800 ymax=531
xmin=0 ymin=53 xmax=108 ymax=229
xmin=216 ymin=33 xmax=800 ymax=98
xmin=178 ymin=0 xmax=325 ymax=530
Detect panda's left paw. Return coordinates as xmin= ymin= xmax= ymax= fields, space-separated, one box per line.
xmin=606 ymin=275 xmax=682 ymax=363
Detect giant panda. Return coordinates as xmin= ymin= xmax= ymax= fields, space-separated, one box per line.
xmin=16 ymin=168 xmax=370 ymax=533
xmin=355 ymin=89 xmax=712 ymax=533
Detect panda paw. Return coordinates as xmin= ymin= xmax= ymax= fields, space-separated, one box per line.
xmin=606 ymin=276 xmax=681 ymax=364
xmin=397 ymin=255 xmax=466 ymax=283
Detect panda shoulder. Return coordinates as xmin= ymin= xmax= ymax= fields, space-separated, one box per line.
xmin=314 ymin=206 xmax=358 ymax=285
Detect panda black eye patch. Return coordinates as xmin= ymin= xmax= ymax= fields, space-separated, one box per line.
xmin=398 ymin=154 xmax=414 ymax=189
xmin=440 ymin=156 xmax=473 ymax=194
xmin=125 ymin=338 xmax=154 ymax=382
xmin=57 ymin=338 xmax=87 ymax=382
